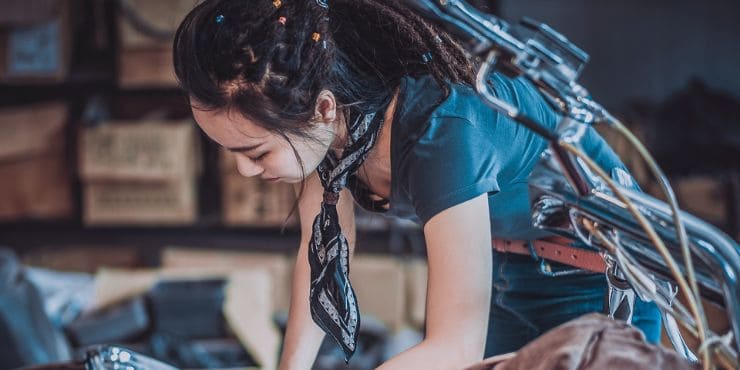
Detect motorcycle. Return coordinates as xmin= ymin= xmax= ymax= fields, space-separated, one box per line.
xmin=406 ymin=1 xmax=739 ymax=369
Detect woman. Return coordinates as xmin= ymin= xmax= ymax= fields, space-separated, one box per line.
xmin=173 ymin=0 xmax=661 ymax=368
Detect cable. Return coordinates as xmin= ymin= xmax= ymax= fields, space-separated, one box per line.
xmin=601 ymin=112 xmax=708 ymax=346
xmin=558 ymin=141 xmax=711 ymax=369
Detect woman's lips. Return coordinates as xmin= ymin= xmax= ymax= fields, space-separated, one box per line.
xmin=264 ymin=177 xmax=280 ymax=182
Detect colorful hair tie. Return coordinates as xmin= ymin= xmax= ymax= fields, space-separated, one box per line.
xmin=316 ymin=0 xmax=328 ymax=9
xmin=421 ymin=51 xmax=433 ymax=63
xmin=215 ymin=14 xmax=225 ymax=24
xmin=278 ymin=16 xmax=287 ymax=25
xmin=273 ymin=0 xmax=282 ymax=8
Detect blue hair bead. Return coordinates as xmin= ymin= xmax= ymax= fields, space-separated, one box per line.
xmin=421 ymin=51 xmax=433 ymax=63
xmin=215 ymin=14 xmax=225 ymax=24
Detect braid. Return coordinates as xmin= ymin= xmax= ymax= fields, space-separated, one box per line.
xmin=329 ymin=0 xmax=476 ymax=91
xmin=174 ymin=0 xmax=477 ymax=136
xmin=367 ymin=0 xmax=476 ymax=86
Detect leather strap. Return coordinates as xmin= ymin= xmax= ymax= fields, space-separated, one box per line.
xmin=492 ymin=237 xmax=606 ymax=273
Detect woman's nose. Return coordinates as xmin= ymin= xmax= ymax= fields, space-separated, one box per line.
xmin=235 ymin=155 xmax=264 ymax=178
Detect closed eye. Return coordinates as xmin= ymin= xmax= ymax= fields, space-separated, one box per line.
xmin=253 ymin=152 xmax=268 ymax=161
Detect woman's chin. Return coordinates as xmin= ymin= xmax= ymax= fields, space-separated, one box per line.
xmin=279 ymin=177 xmax=302 ymax=184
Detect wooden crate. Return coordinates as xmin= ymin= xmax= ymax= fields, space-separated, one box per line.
xmin=0 ymin=102 xmax=72 ymax=220
xmin=350 ymin=255 xmax=407 ymax=332
xmin=22 ymin=246 xmax=143 ymax=273
xmin=0 ymin=0 xmax=73 ymax=84
xmin=83 ymin=179 xmax=197 ymax=226
xmin=405 ymin=259 xmax=428 ymax=329
xmin=118 ymin=48 xmax=178 ymax=88
xmin=675 ymin=175 xmax=728 ymax=227
xmin=0 ymin=156 xmax=73 ymax=220
xmin=116 ymin=0 xmax=200 ymax=88
xmin=79 ymin=120 xmax=199 ymax=182
xmin=118 ymin=0 xmax=200 ymax=49
xmin=222 ymin=174 xmax=298 ymax=227
xmin=161 ymin=248 xmax=292 ymax=312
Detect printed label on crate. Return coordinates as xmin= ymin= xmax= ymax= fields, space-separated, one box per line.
xmin=7 ymin=20 xmax=61 ymax=76
xmin=80 ymin=121 xmax=197 ymax=181
xmin=83 ymin=179 xmax=197 ymax=225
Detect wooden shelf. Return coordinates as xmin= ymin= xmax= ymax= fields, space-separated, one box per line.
xmin=0 ymin=220 xmax=424 ymax=258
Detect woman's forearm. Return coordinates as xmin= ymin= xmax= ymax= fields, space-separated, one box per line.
xmin=278 ymin=242 xmax=325 ymax=370
xmin=375 ymin=337 xmax=484 ymax=370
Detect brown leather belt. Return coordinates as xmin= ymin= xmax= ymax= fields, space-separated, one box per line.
xmin=492 ymin=237 xmax=606 ymax=273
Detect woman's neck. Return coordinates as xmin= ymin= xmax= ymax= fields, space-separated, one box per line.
xmin=354 ymin=87 xmax=400 ymax=200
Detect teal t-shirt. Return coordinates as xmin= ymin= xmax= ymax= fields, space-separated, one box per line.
xmin=351 ymin=72 xmax=627 ymax=240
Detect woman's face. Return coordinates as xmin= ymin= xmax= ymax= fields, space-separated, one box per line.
xmin=191 ymin=99 xmax=338 ymax=184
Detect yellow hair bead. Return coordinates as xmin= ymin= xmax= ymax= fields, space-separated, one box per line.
xmin=273 ymin=0 xmax=282 ymax=8
xmin=311 ymin=32 xmax=321 ymax=42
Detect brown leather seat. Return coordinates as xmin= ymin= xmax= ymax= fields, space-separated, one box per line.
xmin=465 ymin=313 xmax=698 ymax=370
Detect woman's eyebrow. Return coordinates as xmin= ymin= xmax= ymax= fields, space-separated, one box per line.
xmin=226 ymin=142 xmax=263 ymax=153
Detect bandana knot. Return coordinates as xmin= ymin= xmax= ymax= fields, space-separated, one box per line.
xmin=308 ymin=106 xmax=386 ymax=362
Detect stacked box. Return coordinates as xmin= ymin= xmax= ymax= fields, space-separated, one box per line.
xmin=0 ymin=102 xmax=73 ymax=220
xmin=116 ymin=0 xmax=200 ymax=88
xmin=0 ymin=0 xmax=73 ymax=84
xmin=674 ymin=175 xmax=729 ymax=229
xmin=161 ymin=247 xmax=293 ymax=313
xmin=79 ymin=120 xmax=200 ymax=225
xmin=220 ymin=149 xmax=298 ymax=227
xmin=350 ymin=255 xmax=407 ymax=332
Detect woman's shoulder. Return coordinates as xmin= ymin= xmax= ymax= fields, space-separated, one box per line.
xmin=397 ymin=72 xmax=548 ymax=128
xmin=393 ymin=74 xmax=480 ymax=141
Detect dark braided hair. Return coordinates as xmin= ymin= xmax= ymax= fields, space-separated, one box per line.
xmin=173 ymin=0 xmax=476 ymax=139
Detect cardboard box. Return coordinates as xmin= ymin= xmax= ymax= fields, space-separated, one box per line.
xmin=79 ymin=120 xmax=199 ymax=181
xmin=22 ymin=246 xmax=143 ymax=273
xmin=0 ymin=0 xmax=60 ymax=25
xmin=90 ymin=267 xmax=276 ymax=370
xmin=0 ymin=156 xmax=74 ymax=220
xmin=116 ymin=0 xmax=199 ymax=88
xmin=80 ymin=120 xmax=201 ymax=226
xmin=118 ymin=48 xmax=179 ymax=89
xmin=405 ymin=259 xmax=428 ymax=329
xmin=222 ymin=174 xmax=298 ymax=227
xmin=350 ymin=255 xmax=407 ymax=332
xmin=118 ymin=0 xmax=200 ymax=49
xmin=0 ymin=101 xmax=66 ymax=159
xmin=0 ymin=0 xmax=72 ymax=83
xmin=221 ymin=148 xmax=238 ymax=174
xmin=0 ymin=102 xmax=72 ymax=220
xmin=161 ymin=248 xmax=292 ymax=312
xmin=675 ymin=175 xmax=728 ymax=227
xmin=83 ymin=179 xmax=197 ymax=226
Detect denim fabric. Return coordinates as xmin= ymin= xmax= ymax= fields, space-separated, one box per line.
xmin=484 ymin=251 xmax=663 ymax=357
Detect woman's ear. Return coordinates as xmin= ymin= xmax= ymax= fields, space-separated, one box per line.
xmin=314 ymin=90 xmax=337 ymax=125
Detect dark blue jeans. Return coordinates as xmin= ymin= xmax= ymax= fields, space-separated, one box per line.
xmin=484 ymin=250 xmax=662 ymax=357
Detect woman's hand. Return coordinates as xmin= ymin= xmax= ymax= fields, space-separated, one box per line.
xmin=377 ymin=193 xmax=493 ymax=369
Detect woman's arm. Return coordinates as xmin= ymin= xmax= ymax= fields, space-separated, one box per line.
xmin=278 ymin=171 xmax=357 ymax=370
xmin=377 ymin=193 xmax=492 ymax=370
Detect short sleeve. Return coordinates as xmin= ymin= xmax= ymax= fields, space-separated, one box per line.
xmin=402 ymin=115 xmax=500 ymax=224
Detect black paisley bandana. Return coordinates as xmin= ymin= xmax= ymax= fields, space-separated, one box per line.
xmin=308 ymin=107 xmax=385 ymax=362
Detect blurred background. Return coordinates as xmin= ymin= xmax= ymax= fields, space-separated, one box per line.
xmin=0 ymin=0 xmax=737 ymax=369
